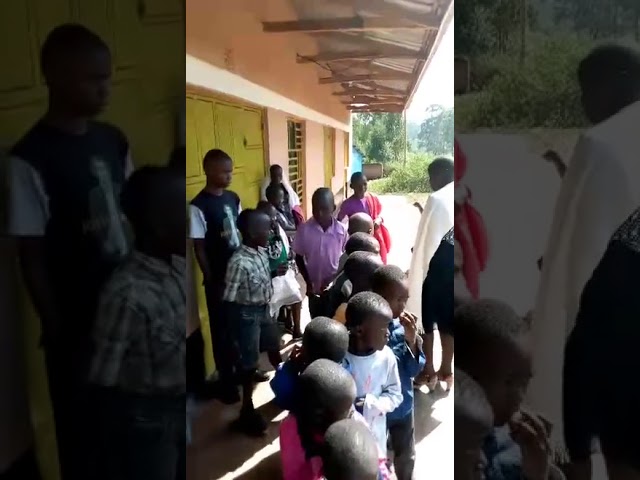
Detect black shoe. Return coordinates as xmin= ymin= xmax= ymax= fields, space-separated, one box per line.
xmin=254 ymin=370 xmax=270 ymax=383
xmin=215 ymin=383 xmax=241 ymax=405
xmin=191 ymin=382 xmax=220 ymax=402
xmin=232 ymin=410 xmax=267 ymax=437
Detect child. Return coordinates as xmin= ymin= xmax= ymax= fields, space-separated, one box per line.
xmin=371 ymin=265 xmax=426 ymax=480
xmin=456 ymin=299 xmax=552 ymax=480
xmin=294 ymin=188 xmax=348 ymax=318
xmin=337 ymin=173 xmax=391 ymax=263
xmin=454 ymin=369 xmax=494 ymax=480
xmin=337 ymin=232 xmax=381 ymax=273
xmin=270 ymin=316 xmax=349 ymax=411
xmin=223 ymin=208 xmax=283 ymax=436
xmin=348 ymin=212 xmax=374 ymax=235
xmin=321 ymin=419 xmax=381 ymax=480
xmin=333 ymin=252 xmax=383 ymax=324
xmin=343 ymin=292 xmax=403 ymax=455
xmin=190 ymin=149 xmax=241 ymax=404
xmin=257 ymin=200 xmax=303 ymax=338
xmin=265 ymin=183 xmax=297 ymax=238
xmin=280 ymin=359 xmax=392 ymax=480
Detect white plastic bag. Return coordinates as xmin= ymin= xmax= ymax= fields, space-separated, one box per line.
xmin=269 ymin=269 xmax=303 ymax=317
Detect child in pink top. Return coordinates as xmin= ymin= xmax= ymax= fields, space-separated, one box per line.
xmin=279 ymin=359 xmax=393 ymax=480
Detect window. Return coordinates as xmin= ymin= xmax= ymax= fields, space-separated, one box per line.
xmin=287 ymin=119 xmax=304 ymax=200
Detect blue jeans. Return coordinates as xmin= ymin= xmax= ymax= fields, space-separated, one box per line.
xmin=226 ymin=303 xmax=279 ymax=371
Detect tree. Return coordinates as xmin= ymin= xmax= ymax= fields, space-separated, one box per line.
xmin=417 ymin=106 xmax=454 ymax=155
xmin=352 ymin=113 xmax=405 ymax=163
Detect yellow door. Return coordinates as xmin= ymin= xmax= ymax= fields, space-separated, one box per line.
xmin=324 ymin=126 xmax=335 ymax=188
xmin=0 ymin=3 xmax=183 ymax=478
xmin=186 ymin=93 xmax=265 ymax=376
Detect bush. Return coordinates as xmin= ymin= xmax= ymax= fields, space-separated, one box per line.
xmin=368 ymin=153 xmax=435 ymax=194
xmin=455 ymin=34 xmax=591 ymax=130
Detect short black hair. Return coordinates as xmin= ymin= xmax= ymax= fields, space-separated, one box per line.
xmin=578 ymin=44 xmax=640 ymax=89
xmin=345 ymin=291 xmax=393 ymax=330
xmin=347 ymin=213 xmax=374 ymax=235
xmin=265 ymin=183 xmax=282 ymax=201
xmin=303 ymin=317 xmax=349 ymax=364
xmin=428 ymin=157 xmax=454 ymax=176
xmin=350 ymin=172 xmax=367 ymax=183
xmin=40 ymin=24 xmax=109 ymax=78
xmin=322 ymin=419 xmax=379 ymax=480
xmin=454 ymin=368 xmax=493 ymax=435
xmin=236 ymin=208 xmax=265 ymax=239
xmin=345 ymin=233 xmax=379 ymax=255
xmin=168 ymin=146 xmax=185 ymax=170
xmin=371 ymin=265 xmax=406 ymax=293
xmin=455 ymin=299 xmax=528 ymax=373
xmin=343 ymin=251 xmax=381 ymax=284
xmin=312 ymin=187 xmax=334 ymax=205
xmin=202 ymin=149 xmax=232 ymax=168
xmin=270 ymin=164 xmax=283 ymax=173
xmin=256 ymin=200 xmax=272 ymax=212
xmin=121 ymin=166 xmax=180 ymax=232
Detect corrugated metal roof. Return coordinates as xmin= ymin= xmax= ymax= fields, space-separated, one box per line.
xmin=261 ymin=0 xmax=452 ymax=113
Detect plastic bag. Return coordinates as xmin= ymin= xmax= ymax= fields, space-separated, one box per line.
xmin=269 ymin=269 xmax=303 ymax=317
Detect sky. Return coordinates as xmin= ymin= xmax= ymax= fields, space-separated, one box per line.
xmin=406 ymin=21 xmax=453 ymax=123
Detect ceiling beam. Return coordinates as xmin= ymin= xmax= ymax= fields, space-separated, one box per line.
xmin=341 ymin=83 xmax=408 ymax=95
xmin=263 ymin=16 xmax=426 ymax=33
xmin=333 ymin=90 xmax=406 ymax=98
xmin=319 ymin=72 xmax=413 ymax=84
xmin=350 ymin=107 xmax=404 ymax=113
xmin=296 ymin=47 xmax=421 ymax=63
xmin=341 ymin=96 xmax=405 ymax=104
xmin=330 ymin=0 xmax=441 ymax=28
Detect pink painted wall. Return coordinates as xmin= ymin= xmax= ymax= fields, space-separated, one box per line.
xmin=187 ymin=0 xmax=350 ymax=126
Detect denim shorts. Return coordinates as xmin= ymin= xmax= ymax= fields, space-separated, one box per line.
xmin=227 ymin=304 xmax=281 ymax=371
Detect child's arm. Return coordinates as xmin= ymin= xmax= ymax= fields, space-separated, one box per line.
xmin=222 ymin=259 xmax=244 ymax=303
xmin=270 ymin=361 xmax=298 ymax=411
xmin=364 ymin=349 xmax=403 ymax=415
xmin=394 ymin=312 xmax=426 ymax=378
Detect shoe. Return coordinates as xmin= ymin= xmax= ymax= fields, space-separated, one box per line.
xmin=254 ymin=370 xmax=270 ymax=383
xmin=232 ymin=410 xmax=267 ymax=437
xmin=215 ymin=383 xmax=241 ymax=405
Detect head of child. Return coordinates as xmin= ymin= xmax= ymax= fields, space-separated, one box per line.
xmin=41 ymin=24 xmax=112 ymax=118
xmin=121 ymin=166 xmax=186 ymax=258
xmin=350 ymin=172 xmax=368 ymax=199
xmin=454 ymin=369 xmax=494 ymax=480
xmin=294 ymin=359 xmax=357 ymax=455
xmin=237 ymin=209 xmax=271 ymax=249
xmin=455 ymin=299 xmax=533 ymax=427
xmin=203 ymin=149 xmax=233 ymax=190
xmin=312 ymin=188 xmax=335 ymax=230
xmin=343 ymin=251 xmax=383 ymax=294
xmin=428 ymin=157 xmax=454 ymax=192
xmin=256 ymin=200 xmax=278 ymax=231
xmin=371 ymin=265 xmax=409 ymax=319
xmin=321 ymin=419 xmax=379 ymax=480
xmin=270 ymin=164 xmax=284 ymax=184
xmin=347 ymin=212 xmax=374 ymax=235
xmin=265 ymin=183 xmax=285 ymax=209
xmin=344 ymin=233 xmax=380 ymax=258
xmin=345 ymin=292 xmax=392 ymax=355
xmin=301 ymin=317 xmax=349 ymax=368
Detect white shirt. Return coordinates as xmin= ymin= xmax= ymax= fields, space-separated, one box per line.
xmin=343 ymin=347 xmax=403 ymax=454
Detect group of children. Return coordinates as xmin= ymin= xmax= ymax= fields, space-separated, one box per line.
xmin=188 ymin=150 xmax=427 ymax=479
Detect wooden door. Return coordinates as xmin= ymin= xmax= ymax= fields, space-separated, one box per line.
xmin=323 ymin=126 xmax=335 ymax=188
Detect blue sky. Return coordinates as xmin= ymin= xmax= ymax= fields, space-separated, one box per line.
xmin=406 ymin=22 xmax=453 ymax=122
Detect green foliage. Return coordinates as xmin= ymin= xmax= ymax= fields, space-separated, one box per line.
xmin=368 ymin=152 xmax=434 ymax=194
xmin=418 ymin=106 xmax=454 ymax=154
xmin=455 ymin=34 xmax=591 ymax=129
xmin=353 ymin=113 xmax=405 ymax=164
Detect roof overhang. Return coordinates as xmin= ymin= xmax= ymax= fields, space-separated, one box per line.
xmin=262 ymin=0 xmax=453 ymax=113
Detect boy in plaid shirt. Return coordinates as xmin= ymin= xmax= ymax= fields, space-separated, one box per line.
xmin=224 ymin=208 xmax=286 ymax=436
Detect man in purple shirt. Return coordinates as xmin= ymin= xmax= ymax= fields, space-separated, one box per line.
xmin=293 ymin=188 xmax=348 ymax=318
xmin=337 ymin=172 xmax=370 ymax=221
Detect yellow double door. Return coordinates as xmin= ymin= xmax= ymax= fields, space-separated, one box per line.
xmin=186 ymin=92 xmax=266 ymax=375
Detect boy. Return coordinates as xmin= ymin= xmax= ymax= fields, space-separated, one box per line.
xmin=293 ymin=188 xmax=348 ymax=317
xmin=343 ymin=292 xmax=403 ymax=455
xmin=348 ymin=212 xmax=374 ymax=235
xmin=190 ymin=148 xmax=241 ymax=404
xmin=333 ymin=252 xmax=383 ymax=324
xmin=8 ymin=24 xmax=132 ymax=479
xmin=337 ymin=231 xmax=380 ymax=273
xmin=265 ymin=183 xmax=296 ymax=235
xmin=456 ymin=299 xmax=552 ymax=480
xmin=371 ymin=265 xmax=426 ymax=480
xmin=90 ymin=167 xmax=186 ymax=479
xmin=270 ymin=316 xmax=349 ymax=411
xmin=322 ymin=419 xmax=381 ymax=480
xmin=223 ymin=209 xmax=284 ymax=435
xmin=454 ymin=369 xmax=494 ymax=480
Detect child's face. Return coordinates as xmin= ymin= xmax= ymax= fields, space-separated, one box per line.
xmin=351 ymin=177 xmax=368 ymax=197
xmin=380 ymin=280 xmax=409 ymax=319
xmin=475 ymin=333 xmax=533 ymax=426
xmin=57 ymin=48 xmax=112 ymax=116
xmin=312 ymin=198 xmax=335 ymax=228
xmin=357 ymin=314 xmax=391 ymax=351
xmin=205 ymin=159 xmax=233 ymax=188
xmin=269 ymin=188 xmax=284 ymax=208
xmin=250 ymin=213 xmax=272 ymax=248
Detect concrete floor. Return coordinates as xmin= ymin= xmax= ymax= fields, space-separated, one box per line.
xmin=186 ymin=195 xmax=454 ymax=480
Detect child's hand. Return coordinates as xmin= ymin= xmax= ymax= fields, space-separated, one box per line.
xmin=509 ymin=410 xmax=550 ymax=480
xmin=399 ymin=311 xmax=418 ymax=346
